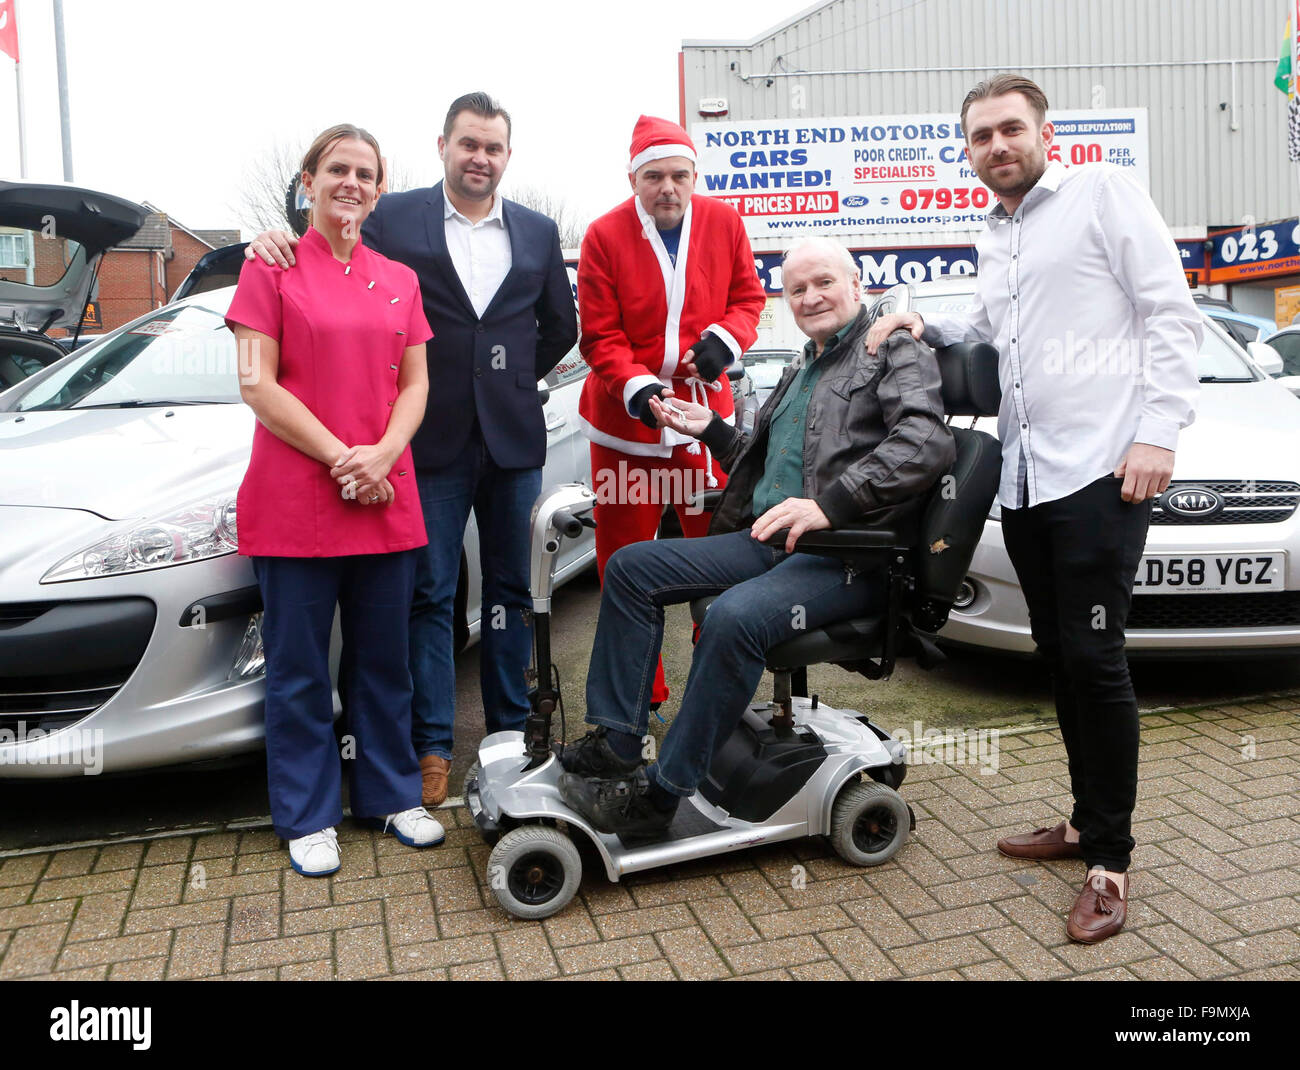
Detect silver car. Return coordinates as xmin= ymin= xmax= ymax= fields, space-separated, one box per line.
xmin=0 ymin=285 xmax=595 ymax=777
xmin=894 ymin=277 xmax=1300 ymax=656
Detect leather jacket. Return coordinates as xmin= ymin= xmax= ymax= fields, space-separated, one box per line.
xmin=701 ymin=306 xmax=955 ymax=540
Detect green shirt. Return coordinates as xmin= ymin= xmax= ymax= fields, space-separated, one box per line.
xmin=751 ymin=318 xmax=857 ymax=516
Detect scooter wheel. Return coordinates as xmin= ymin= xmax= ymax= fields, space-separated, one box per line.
xmin=829 ymin=780 xmax=910 ymax=867
xmin=487 ymin=825 xmax=582 ymax=920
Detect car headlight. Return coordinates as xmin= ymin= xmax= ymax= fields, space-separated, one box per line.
xmin=42 ymin=493 xmax=239 ymax=583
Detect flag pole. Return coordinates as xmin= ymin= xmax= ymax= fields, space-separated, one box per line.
xmin=9 ymin=0 xmax=24 ymax=178
xmin=1294 ymin=0 xmax=1299 ymax=203
xmin=13 ymin=60 xmax=24 ymax=178
xmin=52 ymin=0 xmax=72 ymax=181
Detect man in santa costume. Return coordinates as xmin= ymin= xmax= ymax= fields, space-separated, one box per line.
xmin=577 ymin=115 xmax=765 ymax=716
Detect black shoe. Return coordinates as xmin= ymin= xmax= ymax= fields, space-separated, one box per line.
xmin=554 ymin=726 xmax=642 ymax=779
xmin=558 ymin=768 xmax=677 ymax=838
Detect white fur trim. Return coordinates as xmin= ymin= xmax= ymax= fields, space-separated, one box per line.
xmin=633 ymin=197 xmax=692 ymax=382
xmin=579 ymin=415 xmax=674 ymax=458
xmin=622 ymin=373 xmax=664 ymax=416
xmin=703 ymin=324 xmax=741 ymax=362
xmin=579 ymin=410 xmax=733 ymax=457
xmin=628 ymin=144 xmax=696 ymax=174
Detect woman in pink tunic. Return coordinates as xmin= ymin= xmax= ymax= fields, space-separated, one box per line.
xmin=227 ymin=124 xmax=443 ymax=877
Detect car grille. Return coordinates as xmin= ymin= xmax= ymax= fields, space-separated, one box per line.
xmin=0 ymin=669 xmax=134 ymax=732
xmin=0 ymin=603 xmax=55 ymax=629
xmin=1150 ymin=480 xmax=1300 ymax=525
xmin=0 ymin=598 xmax=155 ymax=733
xmin=1128 ymin=591 xmax=1300 ymax=630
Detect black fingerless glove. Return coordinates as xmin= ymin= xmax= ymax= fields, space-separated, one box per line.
xmin=690 ymin=331 xmax=731 ymax=383
xmin=629 ymin=383 xmax=667 ymax=429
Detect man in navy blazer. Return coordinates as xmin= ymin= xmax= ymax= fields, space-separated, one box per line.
xmin=247 ymin=93 xmax=577 ymax=808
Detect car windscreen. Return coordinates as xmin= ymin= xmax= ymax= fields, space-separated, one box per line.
xmin=14 ymin=304 xmax=241 ymax=411
xmin=742 ymin=350 xmax=798 ymax=389
xmin=909 ymin=292 xmax=1256 ymax=381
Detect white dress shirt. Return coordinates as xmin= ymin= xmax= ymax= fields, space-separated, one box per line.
xmin=443 ymin=192 xmax=512 ymax=319
xmin=922 ymin=162 xmax=1202 ymax=510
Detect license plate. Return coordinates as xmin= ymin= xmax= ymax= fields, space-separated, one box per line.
xmin=1132 ymin=553 xmax=1286 ymax=594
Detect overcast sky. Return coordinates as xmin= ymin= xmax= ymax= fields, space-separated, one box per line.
xmin=1 ymin=0 xmax=804 ymax=237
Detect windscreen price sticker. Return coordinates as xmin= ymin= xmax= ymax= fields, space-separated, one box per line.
xmin=128 ymin=320 xmax=180 ymax=337
xmin=693 ymin=109 xmax=1149 ymax=239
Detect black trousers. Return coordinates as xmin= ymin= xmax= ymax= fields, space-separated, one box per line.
xmin=1001 ymin=474 xmax=1152 ymax=872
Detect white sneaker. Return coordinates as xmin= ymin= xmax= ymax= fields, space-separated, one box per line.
xmin=288 ymin=827 xmax=340 ymax=876
xmin=383 ymin=807 xmax=445 ymax=848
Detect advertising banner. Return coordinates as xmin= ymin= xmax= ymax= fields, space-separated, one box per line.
xmin=1208 ymin=218 xmax=1300 ymax=283
xmin=692 ymin=110 xmax=1149 ymax=241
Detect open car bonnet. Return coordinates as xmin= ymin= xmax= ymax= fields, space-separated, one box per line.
xmin=0 ymin=180 xmax=148 ymax=335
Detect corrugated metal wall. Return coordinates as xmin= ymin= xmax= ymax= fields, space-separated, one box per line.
xmin=683 ymin=0 xmax=1296 ymax=234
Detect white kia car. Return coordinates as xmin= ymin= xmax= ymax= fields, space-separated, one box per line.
xmin=895 ymin=277 xmax=1300 ymax=657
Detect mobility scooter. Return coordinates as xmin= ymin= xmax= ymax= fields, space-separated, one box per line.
xmin=466 ymin=342 xmax=1002 ymax=919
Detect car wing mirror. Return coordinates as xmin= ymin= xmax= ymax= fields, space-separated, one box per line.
xmin=1247 ymin=341 xmax=1284 ymax=377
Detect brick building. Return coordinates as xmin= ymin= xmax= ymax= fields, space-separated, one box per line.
xmin=96 ymin=206 xmax=239 ymax=331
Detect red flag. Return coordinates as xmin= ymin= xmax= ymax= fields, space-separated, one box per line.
xmin=0 ymin=0 xmax=18 ymax=63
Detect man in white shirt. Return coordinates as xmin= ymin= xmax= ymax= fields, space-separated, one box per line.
xmin=868 ymin=74 xmax=1201 ymax=945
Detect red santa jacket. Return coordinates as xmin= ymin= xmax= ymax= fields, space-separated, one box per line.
xmin=577 ymin=194 xmax=765 ymax=456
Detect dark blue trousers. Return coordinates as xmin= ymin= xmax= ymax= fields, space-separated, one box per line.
xmin=253 ymin=551 xmax=422 ymax=840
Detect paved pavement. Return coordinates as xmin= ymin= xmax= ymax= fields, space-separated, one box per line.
xmin=0 ymin=698 xmax=1296 ymax=981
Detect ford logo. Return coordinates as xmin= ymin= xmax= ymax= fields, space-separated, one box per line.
xmin=843 ymin=195 xmax=868 ymax=207
xmin=1161 ymin=485 xmax=1223 ymax=518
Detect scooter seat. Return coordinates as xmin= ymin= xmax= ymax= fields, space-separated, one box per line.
xmin=690 ymin=596 xmax=886 ymax=670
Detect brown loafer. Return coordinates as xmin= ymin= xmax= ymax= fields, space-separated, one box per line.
xmin=419 ymin=754 xmax=452 ymax=807
xmin=1067 ymin=869 xmax=1128 ymax=944
xmin=996 ymin=821 xmax=1084 ymax=860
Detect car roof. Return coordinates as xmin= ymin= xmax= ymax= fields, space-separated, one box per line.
xmin=907 ymin=275 xmax=980 ymax=296
xmin=1203 ymin=307 xmax=1277 ymax=330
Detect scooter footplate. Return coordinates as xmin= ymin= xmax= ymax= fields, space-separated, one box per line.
xmin=617 ymin=802 xmax=726 ymax=848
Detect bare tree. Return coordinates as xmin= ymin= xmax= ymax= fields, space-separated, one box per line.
xmin=505 ymin=183 xmax=588 ymax=249
xmin=231 ymin=142 xmax=424 ymax=236
xmin=232 ymin=141 xmax=303 ymax=236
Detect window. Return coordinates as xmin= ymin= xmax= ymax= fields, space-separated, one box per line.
xmin=0 ymin=232 xmax=28 ymax=269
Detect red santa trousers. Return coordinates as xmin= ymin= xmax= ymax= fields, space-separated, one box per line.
xmin=590 ymin=439 xmax=728 ymax=706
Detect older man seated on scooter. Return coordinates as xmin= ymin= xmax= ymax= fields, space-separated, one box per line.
xmin=558 ymin=235 xmax=955 ymax=837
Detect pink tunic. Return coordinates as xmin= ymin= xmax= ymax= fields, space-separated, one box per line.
xmin=226 ymin=227 xmax=433 ymax=557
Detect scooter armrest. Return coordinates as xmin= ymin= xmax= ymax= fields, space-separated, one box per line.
xmin=760 ymin=527 xmax=904 ymax=566
xmin=685 ymin=488 xmax=724 ymax=512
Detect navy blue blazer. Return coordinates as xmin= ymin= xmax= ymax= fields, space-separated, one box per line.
xmin=361 ymin=182 xmax=578 ymax=470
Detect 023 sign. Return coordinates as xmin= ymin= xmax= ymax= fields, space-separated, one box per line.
xmin=1210 ymin=218 xmax=1300 ymax=282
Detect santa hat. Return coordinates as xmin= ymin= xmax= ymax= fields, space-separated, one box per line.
xmin=628 ymin=115 xmax=696 ymax=174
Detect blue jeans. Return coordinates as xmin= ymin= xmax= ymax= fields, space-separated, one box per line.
xmin=409 ymin=430 xmax=542 ymax=759
xmin=586 ymin=529 xmax=885 ymax=795
xmin=253 ymin=551 xmax=421 ymax=841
